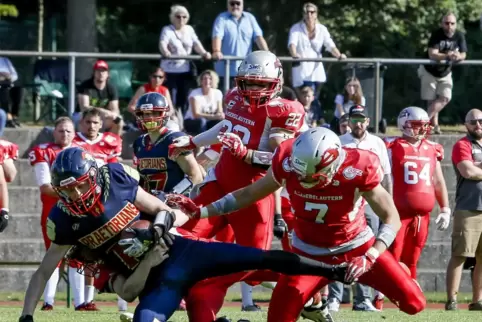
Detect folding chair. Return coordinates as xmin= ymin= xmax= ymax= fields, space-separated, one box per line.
xmin=32 ymin=59 xmax=69 ymax=122
xmin=105 ymin=60 xmax=133 ymax=99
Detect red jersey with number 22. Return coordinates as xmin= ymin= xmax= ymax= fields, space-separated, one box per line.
xmin=272 ymin=140 xmax=383 ymax=248
xmin=215 ymin=88 xmax=305 ymax=188
xmin=385 ymin=137 xmax=443 ymax=215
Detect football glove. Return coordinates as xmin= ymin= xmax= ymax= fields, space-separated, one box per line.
xmin=273 ymin=213 xmax=288 ymax=239
xmin=435 ymin=207 xmax=451 ymax=231
xmin=165 ymin=193 xmax=201 ymax=219
xmin=218 ymin=132 xmax=248 ymax=160
xmin=345 ymin=249 xmax=378 ymax=283
xmin=168 ymin=136 xmax=196 ymax=160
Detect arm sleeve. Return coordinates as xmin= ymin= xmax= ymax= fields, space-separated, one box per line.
xmin=287 ymin=25 xmax=299 ymax=47
xmin=452 ymin=139 xmax=473 ymax=165
xmin=113 ymin=163 xmax=140 ymax=203
xmin=458 ymin=32 xmax=468 ymax=52
xmin=359 ymin=153 xmax=383 ymax=192
xmin=270 ymin=101 xmax=305 ymax=133
xmin=427 ymin=31 xmax=440 ymax=49
xmin=108 ymin=82 xmax=119 ymax=101
xmin=377 ymin=139 xmax=392 ymax=175
xmin=321 ymin=26 xmax=336 ymax=52
xmin=250 ymin=13 xmax=263 ymax=39
xmin=334 ymin=94 xmax=344 ymax=105
xmin=212 ymin=15 xmax=225 ymax=38
xmin=34 ymin=162 xmax=52 ymax=186
xmin=435 ymin=143 xmax=444 ymax=162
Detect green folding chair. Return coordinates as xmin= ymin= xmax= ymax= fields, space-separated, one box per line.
xmin=106 ymin=60 xmax=133 ymax=99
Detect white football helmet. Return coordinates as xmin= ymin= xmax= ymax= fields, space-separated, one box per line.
xmin=235 ymin=50 xmax=283 ymax=110
xmin=397 ymin=106 xmax=431 ymax=140
xmin=291 ymin=127 xmax=345 ymax=189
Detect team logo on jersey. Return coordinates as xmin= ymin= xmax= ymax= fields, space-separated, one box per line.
xmin=342 ymin=166 xmax=363 ymax=180
xmin=282 ymin=157 xmax=292 ymax=172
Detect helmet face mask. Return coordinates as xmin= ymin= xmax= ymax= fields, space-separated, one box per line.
xmin=290 ymin=128 xmax=344 ymax=190
xmin=135 ymin=93 xmax=170 ymax=132
xmin=53 ymin=167 xmax=101 ymax=215
xmin=235 ymin=51 xmax=283 ymax=111
xmin=397 ymin=106 xmax=431 ymax=140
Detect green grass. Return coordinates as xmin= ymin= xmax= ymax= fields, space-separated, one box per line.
xmin=3 ymin=306 xmax=482 ymax=322
xmin=1 ymin=292 xmax=479 ymax=322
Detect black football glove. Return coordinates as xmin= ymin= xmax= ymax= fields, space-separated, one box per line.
xmin=0 ymin=209 xmax=9 ymax=232
xmin=273 ymin=213 xmax=288 ymax=239
xmin=19 ymin=315 xmax=34 ymax=322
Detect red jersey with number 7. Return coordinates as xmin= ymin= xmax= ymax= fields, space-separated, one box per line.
xmin=271 ymin=140 xmax=383 ymax=249
xmin=385 ymin=137 xmax=444 ymax=215
xmin=214 ymin=88 xmax=305 ymax=188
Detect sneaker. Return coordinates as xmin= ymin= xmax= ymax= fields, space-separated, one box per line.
xmin=120 ymin=312 xmax=134 ymax=322
xmin=40 ymin=303 xmax=53 ymax=311
xmin=326 ymin=298 xmax=340 ymax=312
xmin=301 ymin=303 xmax=335 ymax=322
xmin=83 ymin=301 xmax=100 ymax=311
xmin=75 ymin=303 xmax=87 ymax=311
xmin=372 ymin=296 xmax=384 ymax=311
xmin=468 ymin=301 xmax=482 ymax=311
xmin=241 ymin=304 xmax=261 ymax=312
xmin=352 ymin=299 xmax=380 ymax=312
xmin=445 ymin=300 xmax=457 ymax=311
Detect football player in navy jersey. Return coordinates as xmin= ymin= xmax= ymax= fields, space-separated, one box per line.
xmin=18 ymin=147 xmax=347 ymax=322
xmin=133 ymin=92 xmax=203 ymax=197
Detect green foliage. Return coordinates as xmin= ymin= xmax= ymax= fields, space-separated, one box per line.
xmin=0 ymin=4 xmax=19 ymax=18
xmin=94 ymin=0 xmax=482 ymax=123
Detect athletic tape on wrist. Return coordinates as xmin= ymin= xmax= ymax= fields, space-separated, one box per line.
xmin=211 ymin=193 xmax=238 ymax=215
xmin=376 ymin=223 xmax=396 ymax=248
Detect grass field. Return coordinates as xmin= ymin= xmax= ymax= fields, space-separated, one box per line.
xmin=2 ymin=291 xmax=479 ymax=322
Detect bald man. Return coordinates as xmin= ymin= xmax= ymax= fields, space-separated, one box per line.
xmin=446 ymin=109 xmax=482 ymax=311
xmin=418 ymin=13 xmax=467 ymax=134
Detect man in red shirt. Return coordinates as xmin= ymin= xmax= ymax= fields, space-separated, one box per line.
xmin=28 ymin=117 xmax=76 ymax=310
xmin=169 ymin=127 xmax=426 ymax=321
xmin=446 ymin=108 xmax=482 ymax=311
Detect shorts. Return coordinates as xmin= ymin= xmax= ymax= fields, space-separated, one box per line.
xmin=417 ymin=65 xmax=452 ymax=101
xmin=451 ymin=210 xmax=482 ymax=258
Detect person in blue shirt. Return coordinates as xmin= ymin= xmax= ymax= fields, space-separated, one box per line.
xmin=211 ymin=0 xmax=269 ymax=91
xmin=18 ymin=147 xmax=348 ymax=322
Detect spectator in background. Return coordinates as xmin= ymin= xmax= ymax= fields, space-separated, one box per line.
xmin=419 ymin=12 xmax=467 ymax=134
xmin=76 ymin=60 xmax=123 ymax=135
xmin=127 ymin=67 xmax=181 ymax=129
xmin=0 ymin=57 xmax=24 ymax=127
xmin=299 ymin=85 xmax=324 ymax=127
xmin=184 ymin=70 xmax=224 ymax=135
xmin=279 ymin=75 xmax=297 ymax=101
xmin=338 ymin=113 xmax=351 ymax=135
xmin=331 ymin=77 xmax=365 ymax=135
xmin=160 ymin=5 xmax=211 ymax=113
xmin=446 ymin=109 xmax=482 ymax=311
xmin=288 ymin=3 xmax=346 ymax=108
xmin=212 ymin=0 xmax=268 ymax=91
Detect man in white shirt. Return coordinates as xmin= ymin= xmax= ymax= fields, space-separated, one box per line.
xmin=327 ymin=105 xmax=393 ymax=312
xmin=0 ymin=57 xmax=23 ymax=127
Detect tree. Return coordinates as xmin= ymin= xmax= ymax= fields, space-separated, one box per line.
xmin=0 ymin=4 xmax=18 ymax=18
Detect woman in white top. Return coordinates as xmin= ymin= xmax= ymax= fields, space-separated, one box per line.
xmin=287 ymin=2 xmax=346 ymax=101
xmin=331 ymin=77 xmax=366 ymax=134
xmin=159 ymin=5 xmax=211 ymax=113
xmin=184 ymin=70 xmax=224 ymax=135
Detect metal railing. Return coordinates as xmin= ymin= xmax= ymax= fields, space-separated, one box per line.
xmin=2 ymin=50 xmax=482 ymax=133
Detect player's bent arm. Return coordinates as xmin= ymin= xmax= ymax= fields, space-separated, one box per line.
xmin=176 ymin=153 xmax=204 ymax=185
xmin=362 ymin=184 xmax=402 ymax=256
xmin=456 ymin=160 xmax=482 ymax=180
xmin=34 ymin=162 xmax=57 ymax=197
xmin=134 ymin=188 xmax=188 ymax=227
xmin=21 ymin=243 xmax=71 ymax=316
xmin=2 ymin=159 xmax=17 ymax=182
xmin=200 ymin=168 xmax=282 ymax=218
xmin=191 ymin=120 xmax=226 ymax=147
xmin=434 ymin=161 xmax=450 ymax=209
xmin=111 ymin=247 xmax=163 ymax=302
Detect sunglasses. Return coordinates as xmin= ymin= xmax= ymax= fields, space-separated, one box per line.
xmin=350 ymin=117 xmax=367 ymax=123
xmin=468 ymin=119 xmax=482 ymax=126
xmin=230 ymin=1 xmax=241 ymax=7
xmin=152 ymin=75 xmax=165 ymax=79
xmin=176 ymin=15 xmax=187 ymax=19
xmin=444 ymin=22 xmax=455 ymax=26
xmin=306 ymin=10 xmax=317 ymax=14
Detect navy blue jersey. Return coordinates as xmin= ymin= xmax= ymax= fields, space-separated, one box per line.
xmin=133 ymin=131 xmax=189 ymax=193
xmin=46 ymin=163 xmax=144 ymax=276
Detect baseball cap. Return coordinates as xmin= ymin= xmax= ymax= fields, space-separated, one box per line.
xmin=93 ymin=60 xmax=109 ymax=71
xmin=348 ymin=104 xmax=367 ymax=118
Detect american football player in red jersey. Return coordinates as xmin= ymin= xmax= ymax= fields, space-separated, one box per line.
xmin=73 ymin=108 xmax=124 ymax=311
xmin=73 ymin=108 xmax=122 ymax=167
xmin=370 ymin=107 xmax=449 ymax=310
xmin=28 ymin=117 xmax=77 ymax=311
xmin=0 ymin=138 xmax=18 ymax=235
xmin=169 ymin=127 xmax=426 ymax=321
xmin=168 ymin=50 xmax=306 ymax=314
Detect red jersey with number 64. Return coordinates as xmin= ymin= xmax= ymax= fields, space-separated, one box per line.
xmin=272 ymin=140 xmax=383 ymax=250
xmin=214 ymin=88 xmax=305 ymax=189
xmin=385 ymin=137 xmax=443 ymax=215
